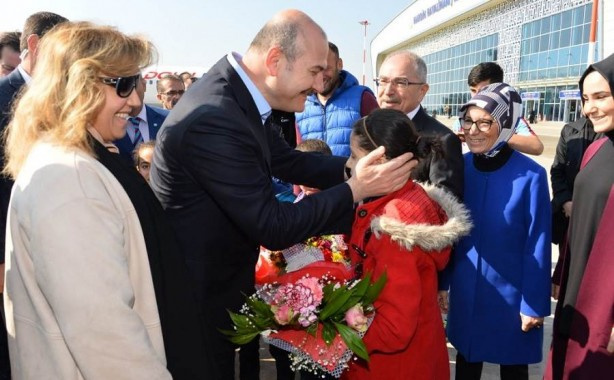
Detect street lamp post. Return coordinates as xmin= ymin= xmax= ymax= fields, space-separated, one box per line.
xmin=587 ymin=0 xmax=599 ymax=64
xmin=359 ymin=20 xmax=370 ymax=86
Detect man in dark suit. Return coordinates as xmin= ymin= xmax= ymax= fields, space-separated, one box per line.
xmin=0 ymin=69 xmax=25 ymax=129
xmin=0 ymin=32 xmax=21 ymax=78
xmin=0 ymin=12 xmax=67 ymax=380
xmin=150 ymin=9 xmax=414 ymax=379
xmin=376 ymin=50 xmax=464 ymax=200
xmin=114 ymin=76 xmax=168 ymax=163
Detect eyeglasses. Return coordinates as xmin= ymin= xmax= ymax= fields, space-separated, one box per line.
xmin=460 ymin=118 xmax=495 ymax=132
xmin=374 ymin=77 xmax=425 ymax=88
xmin=159 ymin=90 xmax=185 ymax=97
xmin=100 ymin=74 xmax=140 ymax=98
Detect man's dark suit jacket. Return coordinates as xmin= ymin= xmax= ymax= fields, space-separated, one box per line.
xmin=114 ymin=105 xmax=168 ymax=164
xmin=0 ymin=69 xmax=25 ymax=129
xmin=0 ymin=68 xmax=25 ymax=378
xmin=411 ymin=106 xmax=464 ymax=200
xmin=150 ymin=56 xmax=354 ymax=377
xmin=0 ymin=69 xmax=26 ymax=263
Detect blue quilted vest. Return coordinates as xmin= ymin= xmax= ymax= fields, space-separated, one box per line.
xmin=296 ymin=71 xmax=372 ymax=157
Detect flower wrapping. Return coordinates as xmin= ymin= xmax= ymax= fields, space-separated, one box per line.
xmin=255 ymin=234 xmax=350 ymax=286
xmin=263 ymin=315 xmax=374 ymax=378
xmin=223 ymin=272 xmax=387 ymax=378
xmin=225 ymin=235 xmax=386 ymax=377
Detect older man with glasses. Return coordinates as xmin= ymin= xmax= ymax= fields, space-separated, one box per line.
xmin=375 ymin=50 xmax=464 ymax=200
xmin=156 ymin=73 xmax=185 ymax=110
xmin=113 ymin=75 xmax=168 ymax=163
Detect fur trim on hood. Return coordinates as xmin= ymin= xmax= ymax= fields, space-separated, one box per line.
xmin=370 ymin=183 xmax=472 ymax=252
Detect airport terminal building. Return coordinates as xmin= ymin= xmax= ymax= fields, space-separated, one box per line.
xmin=371 ymin=0 xmax=614 ymax=123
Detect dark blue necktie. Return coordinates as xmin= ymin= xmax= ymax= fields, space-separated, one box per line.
xmin=128 ymin=117 xmax=143 ymax=147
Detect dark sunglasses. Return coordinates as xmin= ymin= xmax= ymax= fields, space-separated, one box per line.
xmin=100 ymin=74 xmax=140 ymax=98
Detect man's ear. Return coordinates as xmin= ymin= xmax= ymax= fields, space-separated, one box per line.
xmin=27 ymin=34 xmax=40 ymax=56
xmin=337 ymin=58 xmax=343 ymax=70
xmin=265 ymin=46 xmax=283 ymax=76
xmin=419 ymin=83 xmax=430 ymax=100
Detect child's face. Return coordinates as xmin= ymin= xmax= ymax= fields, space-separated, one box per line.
xmin=136 ymin=147 xmax=154 ymax=182
xmin=346 ymin=133 xmax=370 ymax=178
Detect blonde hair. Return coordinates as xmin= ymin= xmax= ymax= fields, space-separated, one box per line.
xmin=3 ymin=21 xmax=155 ymax=178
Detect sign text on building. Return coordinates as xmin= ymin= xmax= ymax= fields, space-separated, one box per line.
xmin=413 ymin=0 xmax=454 ymax=25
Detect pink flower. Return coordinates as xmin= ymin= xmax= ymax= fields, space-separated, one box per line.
xmin=273 ymin=304 xmax=294 ymax=325
xmin=271 ymin=282 xmax=319 ymax=327
xmin=296 ymin=277 xmax=324 ymax=305
xmin=345 ymin=304 xmax=368 ymax=332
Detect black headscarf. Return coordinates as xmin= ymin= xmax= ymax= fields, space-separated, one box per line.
xmin=559 ymin=53 xmax=614 ymax=335
xmin=91 ymin=137 xmax=210 ymax=379
xmin=579 ymin=53 xmax=614 ymax=104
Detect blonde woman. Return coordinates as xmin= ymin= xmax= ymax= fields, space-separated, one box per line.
xmin=3 ymin=22 xmax=205 ymax=379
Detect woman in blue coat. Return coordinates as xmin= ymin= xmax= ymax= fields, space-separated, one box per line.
xmin=440 ymin=83 xmax=551 ymax=380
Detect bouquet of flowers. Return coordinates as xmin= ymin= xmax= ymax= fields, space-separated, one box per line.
xmin=224 ymin=272 xmax=387 ymax=377
xmin=255 ymin=234 xmax=351 ymax=285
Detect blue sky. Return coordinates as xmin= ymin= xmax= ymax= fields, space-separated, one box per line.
xmin=2 ymin=0 xmax=411 ymax=88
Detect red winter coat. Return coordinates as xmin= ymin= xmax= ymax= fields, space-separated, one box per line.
xmin=342 ymin=181 xmax=471 ymax=380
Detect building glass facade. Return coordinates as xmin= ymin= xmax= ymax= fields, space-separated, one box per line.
xmin=517 ymin=3 xmax=593 ymax=121
xmin=519 ymin=4 xmax=592 ymax=82
xmin=389 ymin=0 xmax=597 ymax=123
xmin=521 ymin=84 xmax=583 ymax=123
xmin=423 ymin=34 xmax=499 ymax=117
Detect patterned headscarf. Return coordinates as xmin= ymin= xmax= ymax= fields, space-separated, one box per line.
xmin=459 ymin=83 xmax=522 ymax=157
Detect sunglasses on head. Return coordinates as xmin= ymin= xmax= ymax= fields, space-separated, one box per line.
xmin=100 ymin=74 xmax=141 ymax=98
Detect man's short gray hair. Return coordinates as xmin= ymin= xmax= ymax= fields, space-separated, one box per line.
xmin=384 ymin=50 xmax=428 ymax=83
xmin=249 ymin=17 xmax=326 ymax=63
xmin=250 ymin=20 xmax=301 ymax=62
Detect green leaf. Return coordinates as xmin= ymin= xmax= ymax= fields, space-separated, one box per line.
xmin=319 ymin=285 xmax=355 ymax=320
xmin=246 ymin=296 xmax=274 ymax=319
xmin=333 ymin=322 xmax=369 ymax=362
xmin=321 ymin=322 xmax=337 ymax=346
xmin=226 ymin=310 xmax=267 ymax=337
xmin=249 ymin=314 xmax=275 ymax=331
xmin=218 ymin=327 xmax=261 ymax=345
xmin=362 ymin=271 xmax=388 ymax=306
xmin=338 ymin=274 xmax=372 ymax=312
xmin=306 ymin=322 xmax=318 ymax=337
xmin=323 ymin=283 xmax=336 ymax=299
xmin=219 ymin=328 xmax=236 ymax=337
xmin=227 ymin=331 xmax=261 ymax=345
xmin=353 ymin=272 xmax=372 ymax=298
xmin=228 ymin=310 xmax=251 ymax=330
xmin=322 ymin=283 xmax=344 ymax=303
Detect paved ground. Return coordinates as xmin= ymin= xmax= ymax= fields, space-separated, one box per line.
xmin=236 ymin=119 xmax=566 ymax=379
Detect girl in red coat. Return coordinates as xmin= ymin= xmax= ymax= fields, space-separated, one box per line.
xmin=342 ymin=109 xmax=472 ymax=380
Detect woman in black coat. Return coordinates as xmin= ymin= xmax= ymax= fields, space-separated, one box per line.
xmin=549 ymin=116 xmax=602 ymax=298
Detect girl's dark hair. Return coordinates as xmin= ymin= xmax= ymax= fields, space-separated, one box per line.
xmin=351 ymin=108 xmax=443 ymax=160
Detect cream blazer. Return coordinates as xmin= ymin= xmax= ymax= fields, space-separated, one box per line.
xmin=4 ymin=140 xmax=171 ymax=379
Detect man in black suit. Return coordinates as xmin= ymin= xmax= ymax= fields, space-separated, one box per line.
xmin=114 ymin=76 xmax=168 ymax=163
xmin=0 ymin=12 xmax=67 ymax=128
xmin=0 ymin=12 xmax=67 ymax=380
xmin=376 ymin=50 xmax=464 ymax=200
xmin=151 ymin=9 xmax=414 ymax=379
xmin=0 ymin=32 xmax=21 ymax=78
